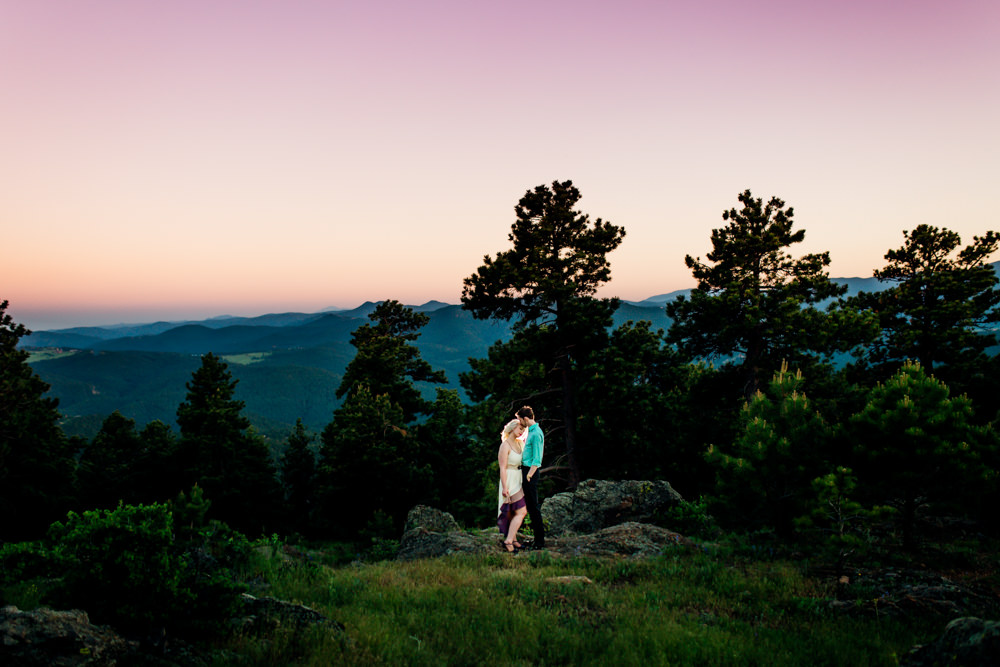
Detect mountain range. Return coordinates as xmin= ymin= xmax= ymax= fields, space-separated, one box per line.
xmin=21 ymin=268 xmax=996 ymax=441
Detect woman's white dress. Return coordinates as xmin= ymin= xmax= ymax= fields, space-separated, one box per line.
xmin=497 ymin=436 xmax=525 ymax=515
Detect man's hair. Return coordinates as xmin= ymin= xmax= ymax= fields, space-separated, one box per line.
xmin=516 ymin=406 xmax=534 ymax=420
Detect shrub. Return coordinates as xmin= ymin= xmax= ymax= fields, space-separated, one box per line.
xmin=46 ymin=502 xmax=244 ymax=636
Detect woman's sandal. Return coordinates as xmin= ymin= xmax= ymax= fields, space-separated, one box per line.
xmin=503 ymin=541 xmax=515 ymax=553
xmin=512 ymin=541 xmax=522 ymax=549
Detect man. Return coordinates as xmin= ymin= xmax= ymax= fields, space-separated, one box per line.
xmin=516 ymin=405 xmax=545 ymax=549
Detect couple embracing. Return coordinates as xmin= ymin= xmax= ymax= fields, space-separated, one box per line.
xmin=496 ymin=406 xmax=545 ymax=552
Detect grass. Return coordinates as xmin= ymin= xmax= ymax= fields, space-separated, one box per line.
xmin=222 ymin=544 xmax=944 ymax=666
xmin=221 ymin=352 xmax=272 ymax=365
xmin=27 ymin=349 xmax=79 ymax=362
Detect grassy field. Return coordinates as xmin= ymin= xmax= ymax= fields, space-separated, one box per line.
xmin=221 ymin=543 xmax=947 ymax=666
xmin=26 ymin=349 xmax=79 ymax=362
xmin=221 ymin=352 xmax=273 ymax=365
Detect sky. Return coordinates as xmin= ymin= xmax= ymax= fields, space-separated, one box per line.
xmin=3 ymin=0 xmax=999 ymax=331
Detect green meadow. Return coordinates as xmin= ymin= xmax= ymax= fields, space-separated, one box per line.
xmin=219 ymin=543 xmax=947 ymax=667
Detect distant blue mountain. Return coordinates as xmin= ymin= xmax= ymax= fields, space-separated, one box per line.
xmin=22 ymin=264 xmax=999 ymax=441
xmin=26 ymin=263 xmax=999 ymax=352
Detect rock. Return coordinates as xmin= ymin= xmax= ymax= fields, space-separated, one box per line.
xmin=235 ymin=594 xmax=344 ymax=635
xmin=544 ymin=576 xmax=594 ymax=585
xmin=397 ymin=484 xmax=693 ymax=561
xmin=832 ymin=568 xmax=1000 ymax=619
xmin=901 ymin=617 xmax=1000 ymax=666
xmin=0 ymin=605 xmax=137 ymax=666
xmin=397 ymin=506 xmax=490 ymax=561
xmin=541 ymin=480 xmax=684 ymax=538
xmin=555 ymin=522 xmax=693 ymax=558
xmin=402 ymin=505 xmax=462 ymax=535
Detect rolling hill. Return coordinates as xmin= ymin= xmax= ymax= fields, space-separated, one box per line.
xmin=22 ymin=266 xmax=998 ymax=441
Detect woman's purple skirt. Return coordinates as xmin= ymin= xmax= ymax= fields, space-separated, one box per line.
xmin=497 ymin=496 xmax=527 ymax=536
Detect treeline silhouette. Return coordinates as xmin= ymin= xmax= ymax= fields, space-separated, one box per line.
xmin=2 ymin=183 xmax=999 ymax=557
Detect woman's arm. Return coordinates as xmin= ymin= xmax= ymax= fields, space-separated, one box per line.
xmin=498 ymin=441 xmax=511 ymax=496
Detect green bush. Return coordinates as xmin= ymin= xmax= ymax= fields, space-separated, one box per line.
xmin=653 ymin=497 xmax=719 ymax=539
xmin=46 ymin=502 xmax=244 ymax=636
xmin=0 ymin=540 xmax=58 ymax=583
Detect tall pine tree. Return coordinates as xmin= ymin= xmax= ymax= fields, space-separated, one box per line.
xmin=853 ymin=225 xmax=1000 ymax=387
xmin=0 ymin=300 xmax=76 ymax=539
xmin=336 ymin=300 xmax=445 ymax=423
xmin=462 ymin=180 xmax=626 ymax=485
xmin=667 ymin=190 xmax=876 ymax=401
xmin=176 ymin=353 xmax=280 ymax=536
xmin=850 ymin=362 xmax=994 ymax=548
xmin=280 ymin=418 xmax=317 ymax=536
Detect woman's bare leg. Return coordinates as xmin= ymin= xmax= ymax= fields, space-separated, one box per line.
xmin=506 ymin=509 xmax=527 ymax=545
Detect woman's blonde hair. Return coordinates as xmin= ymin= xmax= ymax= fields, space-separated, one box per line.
xmin=500 ymin=418 xmax=521 ymax=441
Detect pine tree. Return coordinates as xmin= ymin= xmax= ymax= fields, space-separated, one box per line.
xmin=853 ymin=225 xmax=1000 ymax=388
xmin=133 ymin=420 xmax=180 ymax=505
xmin=0 ymin=300 xmax=76 ymax=539
xmin=77 ymin=410 xmax=143 ymax=510
xmin=317 ymin=385 xmax=426 ymax=537
xmin=706 ymin=363 xmax=834 ymax=534
xmin=462 ymin=180 xmax=626 ymax=485
xmin=413 ymin=388 xmax=483 ymax=524
xmin=667 ymin=190 xmax=876 ymax=401
xmin=336 ymin=300 xmax=446 ymax=423
xmin=176 ymin=353 xmax=280 ymax=535
xmin=574 ymin=320 xmax=704 ymax=485
xmin=850 ymin=361 xmax=993 ymax=548
xmin=280 ymin=418 xmax=317 ymax=535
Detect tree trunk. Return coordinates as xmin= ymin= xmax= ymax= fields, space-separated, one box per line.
xmin=557 ymin=352 xmax=581 ymax=487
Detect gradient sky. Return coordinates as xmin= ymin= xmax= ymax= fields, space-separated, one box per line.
xmin=3 ymin=0 xmax=999 ymax=330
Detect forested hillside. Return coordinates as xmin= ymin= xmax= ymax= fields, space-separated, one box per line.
xmin=24 ymin=301 xmax=669 ymax=439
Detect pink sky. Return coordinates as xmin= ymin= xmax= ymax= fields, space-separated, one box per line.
xmin=3 ymin=0 xmax=999 ymax=330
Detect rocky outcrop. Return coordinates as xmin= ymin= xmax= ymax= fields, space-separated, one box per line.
xmin=831 ymin=568 xmax=1000 ymax=620
xmin=0 ymin=605 xmax=137 ymax=666
xmin=541 ymin=479 xmax=684 ymax=538
xmin=398 ymin=481 xmax=693 ymax=561
xmin=396 ymin=506 xmax=491 ymax=561
xmin=554 ymin=522 xmax=692 ymax=558
xmin=901 ymin=617 xmax=1000 ymax=666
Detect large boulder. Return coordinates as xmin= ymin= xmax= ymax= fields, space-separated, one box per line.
xmin=901 ymin=617 xmax=1000 ymax=666
xmin=541 ymin=479 xmax=684 ymax=538
xmin=397 ymin=506 xmax=491 ymax=561
xmin=0 ymin=605 xmax=137 ymax=666
xmin=555 ymin=522 xmax=693 ymax=558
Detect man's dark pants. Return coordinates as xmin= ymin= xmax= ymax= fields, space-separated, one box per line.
xmin=520 ymin=465 xmax=545 ymax=547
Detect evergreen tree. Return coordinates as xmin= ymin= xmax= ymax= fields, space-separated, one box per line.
xmin=0 ymin=300 xmax=76 ymax=539
xmin=317 ymin=385 xmax=426 ymax=537
xmin=849 ymin=362 xmax=993 ymax=548
xmin=852 ymin=225 xmax=1000 ymax=389
xmin=133 ymin=420 xmax=180 ymax=505
xmin=667 ymin=190 xmax=876 ymax=401
xmin=462 ymin=180 xmax=626 ymax=485
xmin=794 ymin=466 xmax=895 ymax=572
xmin=707 ymin=363 xmax=834 ymax=534
xmin=413 ymin=388 xmax=484 ymax=524
xmin=76 ymin=411 xmax=143 ymax=510
xmin=280 ymin=418 xmax=317 ymax=535
xmin=336 ymin=300 xmax=446 ymax=423
xmin=176 ymin=353 xmax=280 ymax=535
xmin=574 ymin=320 xmax=708 ymax=489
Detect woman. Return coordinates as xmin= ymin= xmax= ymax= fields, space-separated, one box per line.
xmin=497 ymin=418 xmax=527 ymax=552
